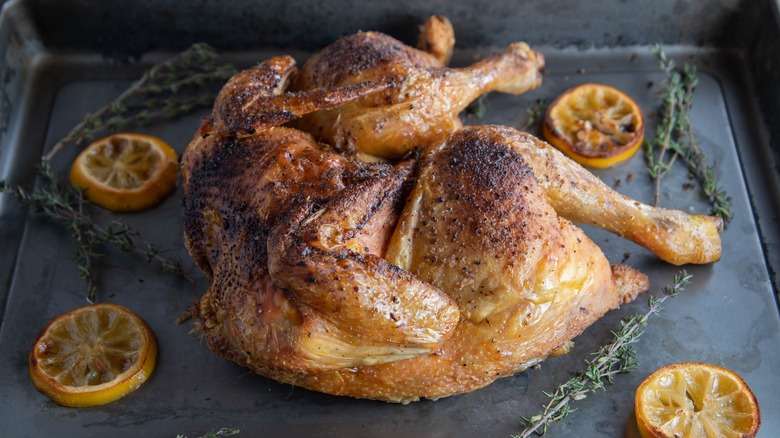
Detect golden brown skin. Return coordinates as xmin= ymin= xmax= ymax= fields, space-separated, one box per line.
xmin=183 ymin=62 xmax=648 ymax=400
xmin=291 ymin=21 xmax=545 ymax=158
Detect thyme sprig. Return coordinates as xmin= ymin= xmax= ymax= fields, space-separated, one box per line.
xmin=644 ymin=45 xmax=732 ymax=222
xmin=0 ymin=43 xmax=235 ymax=302
xmin=1 ymin=159 xmax=193 ymax=303
xmin=465 ymin=95 xmax=488 ymax=119
xmin=43 ymin=43 xmax=235 ymax=161
xmin=515 ymin=270 xmax=692 ymax=437
xmin=519 ymin=99 xmax=547 ymax=132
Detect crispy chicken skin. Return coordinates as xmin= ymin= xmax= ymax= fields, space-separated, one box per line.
xmin=182 ymin=18 xmax=721 ymax=403
xmin=291 ymin=17 xmax=545 ymax=158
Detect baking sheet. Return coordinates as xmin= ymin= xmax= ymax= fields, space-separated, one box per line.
xmin=1 ymin=3 xmax=779 ymax=437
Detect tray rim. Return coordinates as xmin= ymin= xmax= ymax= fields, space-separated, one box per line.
xmin=0 ymin=0 xmax=777 ymax=436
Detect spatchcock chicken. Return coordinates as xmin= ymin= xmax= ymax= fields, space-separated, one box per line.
xmin=182 ymin=17 xmax=723 ymax=403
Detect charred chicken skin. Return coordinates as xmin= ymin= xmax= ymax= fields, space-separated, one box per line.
xmin=182 ymin=19 xmax=722 ymax=403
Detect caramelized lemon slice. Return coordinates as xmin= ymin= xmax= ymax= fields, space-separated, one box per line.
xmin=635 ymin=362 xmax=761 ymax=438
xmin=29 ymin=303 xmax=157 ymax=407
xmin=70 ymin=133 xmax=179 ymax=212
xmin=543 ymin=83 xmax=644 ymax=168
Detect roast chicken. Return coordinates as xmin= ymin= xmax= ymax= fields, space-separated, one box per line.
xmin=182 ymin=18 xmax=722 ymax=403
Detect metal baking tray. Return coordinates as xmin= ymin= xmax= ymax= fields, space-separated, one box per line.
xmin=1 ymin=0 xmax=779 ymax=436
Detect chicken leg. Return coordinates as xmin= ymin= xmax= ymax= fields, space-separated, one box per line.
xmin=292 ymin=20 xmax=545 ymax=158
xmin=448 ymin=125 xmax=722 ymax=265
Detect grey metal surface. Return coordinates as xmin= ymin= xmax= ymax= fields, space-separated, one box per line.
xmin=1 ymin=0 xmax=779 ymax=437
xmin=15 ymin=0 xmax=756 ymax=54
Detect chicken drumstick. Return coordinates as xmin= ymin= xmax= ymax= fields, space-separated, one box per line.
xmin=292 ymin=16 xmax=545 ymax=158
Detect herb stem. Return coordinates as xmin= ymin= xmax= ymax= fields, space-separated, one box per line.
xmin=101 ymin=94 xmax=214 ymax=133
xmin=74 ymin=195 xmax=98 ymax=302
xmin=135 ymin=68 xmax=235 ymax=96
xmin=649 ymin=80 xmax=680 ymax=206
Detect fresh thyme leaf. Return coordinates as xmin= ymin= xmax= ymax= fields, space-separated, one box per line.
xmin=515 ymin=270 xmax=692 ymax=438
xmin=643 ymin=45 xmax=732 ymax=222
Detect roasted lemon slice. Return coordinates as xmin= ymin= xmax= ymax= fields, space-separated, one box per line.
xmin=70 ymin=133 xmax=179 ymax=212
xmin=635 ymin=362 xmax=761 ymax=438
xmin=543 ymin=83 xmax=644 ymax=168
xmin=29 ymin=303 xmax=157 ymax=407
